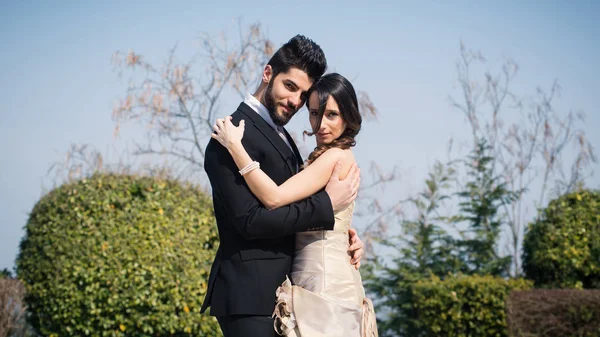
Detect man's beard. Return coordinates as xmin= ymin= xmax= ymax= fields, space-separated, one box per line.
xmin=264 ymin=81 xmax=294 ymax=126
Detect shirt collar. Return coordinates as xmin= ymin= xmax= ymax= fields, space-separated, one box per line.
xmin=244 ymin=93 xmax=279 ymax=131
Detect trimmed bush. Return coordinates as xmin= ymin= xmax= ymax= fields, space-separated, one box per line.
xmin=412 ymin=274 xmax=532 ymax=337
xmin=17 ymin=173 xmax=220 ymax=336
xmin=523 ymin=189 xmax=600 ymax=289
xmin=507 ymin=289 xmax=600 ymax=337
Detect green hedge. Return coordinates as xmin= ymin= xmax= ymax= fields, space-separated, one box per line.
xmin=523 ymin=189 xmax=600 ymax=289
xmin=507 ymin=289 xmax=600 ymax=337
xmin=17 ymin=173 xmax=221 ymax=336
xmin=411 ymin=274 xmax=533 ymax=337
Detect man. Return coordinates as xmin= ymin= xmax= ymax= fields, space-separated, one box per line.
xmin=201 ymin=35 xmax=364 ymax=337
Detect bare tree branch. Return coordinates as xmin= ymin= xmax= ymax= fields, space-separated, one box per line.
xmin=111 ymin=20 xmax=274 ymax=181
xmin=449 ymin=42 xmax=597 ymax=275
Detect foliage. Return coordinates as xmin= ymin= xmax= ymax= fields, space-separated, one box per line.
xmin=363 ymin=160 xmax=463 ymax=336
xmin=412 ymin=274 xmax=532 ymax=337
xmin=449 ymin=42 xmax=596 ymax=275
xmin=523 ymin=189 xmax=600 ymax=289
xmin=17 ymin=173 xmax=221 ymax=336
xmin=453 ymin=139 xmax=517 ymax=277
xmin=0 ymin=269 xmax=12 ymax=279
xmin=507 ymin=289 xmax=600 ymax=337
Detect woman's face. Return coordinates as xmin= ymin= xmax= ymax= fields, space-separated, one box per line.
xmin=308 ymin=92 xmax=347 ymax=146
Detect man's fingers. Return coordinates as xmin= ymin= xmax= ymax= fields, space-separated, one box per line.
xmin=345 ymin=163 xmax=358 ymax=181
xmin=330 ymin=161 xmax=342 ymax=180
xmin=347 ymin=227 xmax=364 ymax=269
xmin=351 ymin=166 xmax=361 ymax=190
xmin=348 ymin=228 xmax=358 ymax=240
xmin=350 ymin=250 xmax=363 ymax=264
xmin=352 ymin=185 xmax=359 ymax=199
xmin=349 ymin=242 xmax=363 ymax=252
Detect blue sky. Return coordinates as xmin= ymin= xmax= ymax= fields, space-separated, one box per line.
xmin=1 ymin=1 xmax=599 ymax=270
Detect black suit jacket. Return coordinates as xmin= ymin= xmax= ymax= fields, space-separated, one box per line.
xmin=200 ymin=102 xmax=335 ymax=316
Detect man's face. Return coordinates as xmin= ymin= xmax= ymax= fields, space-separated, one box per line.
xmin=262 ymin=67 xmax=313 ymax=126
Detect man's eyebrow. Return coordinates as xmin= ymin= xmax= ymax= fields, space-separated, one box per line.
xmin=285 ymin=79 xmax=299 ymax=89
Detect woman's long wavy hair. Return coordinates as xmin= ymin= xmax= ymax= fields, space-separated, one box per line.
xmin=304 ymin=73 xmax=362 ymax=165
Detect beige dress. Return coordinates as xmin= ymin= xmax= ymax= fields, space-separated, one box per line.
xmin=272 ymin=202 xmax=378 ymax=337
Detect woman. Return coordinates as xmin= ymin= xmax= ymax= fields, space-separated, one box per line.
xmin=211 ymin=73 xmax=378 ymax=337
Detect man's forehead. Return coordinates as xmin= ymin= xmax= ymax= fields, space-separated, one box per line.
xmin=279 ymin=68 xmax=313 ymax=90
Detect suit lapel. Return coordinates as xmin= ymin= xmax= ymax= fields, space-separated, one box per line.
xmin=238 ymin=103 xmax=296 ymax=175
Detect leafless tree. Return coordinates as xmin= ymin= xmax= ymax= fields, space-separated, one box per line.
xmin=110 ymin=20 xmax=274 ymax=180
xmin=0 ymin=278 xmax=29 ymax=337
xmin=449 ymin=41 xmax=597 ymax=275
xmin=45 ymin=143 xmax=106 ymax=188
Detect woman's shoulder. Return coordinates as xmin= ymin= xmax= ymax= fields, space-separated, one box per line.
xmin=317 ymin=148 xmax=356 ymax=179
xmin=321 ymin=147 xmax=355 ymax=162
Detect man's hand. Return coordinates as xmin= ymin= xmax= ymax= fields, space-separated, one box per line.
xmin=348 ymin=228 xmax=364 ymax=270
xmin=325 ymin=162 xmax=360 ymax=212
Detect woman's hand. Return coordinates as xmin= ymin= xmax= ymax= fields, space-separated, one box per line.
xmin=211 ymin=116 xmax=245 ymax=150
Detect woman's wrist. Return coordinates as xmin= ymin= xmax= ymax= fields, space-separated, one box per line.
xmin=228 ymin=141 xmax=244 ymax=155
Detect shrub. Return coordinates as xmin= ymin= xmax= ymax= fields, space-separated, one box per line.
xmin=411 ymin=274 xmax=532 ymax=337
xmin=507 ymin=289 xmax=600 ymax=337
xmin=17 ymin=173 xmax=220 ymax=336
xmin=523 ymin=189 xmax=600 ymax=289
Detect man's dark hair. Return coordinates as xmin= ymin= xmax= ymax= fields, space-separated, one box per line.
xmin=267 ymin=35 xmax=327 ymax=81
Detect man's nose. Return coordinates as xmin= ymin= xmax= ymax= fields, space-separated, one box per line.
xmin=288 ymin=93 xmax=302 ymax=108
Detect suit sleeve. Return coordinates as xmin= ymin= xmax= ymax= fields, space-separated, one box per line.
xmin=204 ymin=137 xmax=335 ymax=240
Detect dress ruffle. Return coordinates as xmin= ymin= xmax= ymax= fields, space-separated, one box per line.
xmin=272 ymin=276 xmax=379 ymax=337
xmin=361 ymin=297 xmax=378 ymax=337
xmin=272 ymin=277 xmax=297 ymax=336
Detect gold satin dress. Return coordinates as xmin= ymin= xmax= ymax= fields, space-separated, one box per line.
xmin=273 ymin=202 xmax=378 ymax=337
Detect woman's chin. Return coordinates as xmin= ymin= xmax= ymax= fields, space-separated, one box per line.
xmin=316 ymin=139 xmax=332 ymax=146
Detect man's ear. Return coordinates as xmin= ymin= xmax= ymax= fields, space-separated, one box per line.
xmin=262 ymin=65 xmax=273 ymax=83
